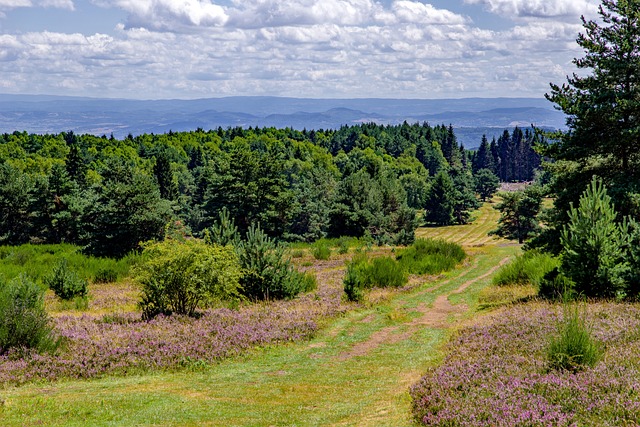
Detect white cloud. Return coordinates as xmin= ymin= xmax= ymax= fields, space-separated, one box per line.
xmin=0 ymin=0 xmax=73 ymax=9
xmin=0 ymin=1 xmax=591 ymax=99
xmin=100 ymin=0 xmax=228 ymax=30
xmin=464 ymin=0 xmax=599 ymax=19
xmin=392 ymin=1 xmax=468 ymax=25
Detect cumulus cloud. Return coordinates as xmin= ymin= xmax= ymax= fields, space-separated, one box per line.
xmin=392 ymin=1 xmax=468 ymax=25
xmin=97 ymin=0 xmax=228 ymax=31
xmin=0 ymin=0 xmax=73 ymax=9
xmin=0 ymin=0 xmax=590 ymax=99
xmin=464 ymin=0 xmax=599 ymax=19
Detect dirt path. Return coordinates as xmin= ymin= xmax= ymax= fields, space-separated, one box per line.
xmin=337 ymin=254 xmax=513 ymax=360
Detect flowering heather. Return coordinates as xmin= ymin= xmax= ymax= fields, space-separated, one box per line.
xmin=0 ymin=271 xmax=346 ymax=386
xmin=410 ymin=302 xmax=640 ymax=426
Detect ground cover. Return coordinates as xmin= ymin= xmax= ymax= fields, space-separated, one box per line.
xmin=410 ymin=301 xmax=640 ymax=426
xmin=0 ymin=201 xmax=515 ymax=426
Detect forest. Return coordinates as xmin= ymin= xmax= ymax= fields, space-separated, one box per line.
xmin=0 ymin=122 xmax=541 ymax=257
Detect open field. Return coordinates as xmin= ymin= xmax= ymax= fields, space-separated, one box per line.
xmin=0 ymin=203 xmax=517 ymax=426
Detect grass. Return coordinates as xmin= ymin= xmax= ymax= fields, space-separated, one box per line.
xmin=0 ymin=244 xmax=140 ymax=285
xmin=492 ymin=250 xmax=558 ymax=288
xmin=0 ymin=201 xmax=515 ymax=426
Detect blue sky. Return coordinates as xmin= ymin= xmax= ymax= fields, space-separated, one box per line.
xmin=0 ymin=0 xmax=600 ymax=100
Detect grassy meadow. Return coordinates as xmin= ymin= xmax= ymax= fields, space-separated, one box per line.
xmin=3 ymin=199 xmax=639 ymax=426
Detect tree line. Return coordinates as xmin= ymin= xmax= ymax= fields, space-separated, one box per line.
xmin=0 ymin=123 xmax=541 ymax=258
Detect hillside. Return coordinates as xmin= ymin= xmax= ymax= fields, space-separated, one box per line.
xmin=0 ymin=95 xmax=565 ymax=149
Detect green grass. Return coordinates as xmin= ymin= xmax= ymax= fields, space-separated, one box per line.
xmin=396 ymin=238 xmax=466 ymax=275
xmin=0 ymin=244 xmax=140 ymax=285
xmin=492 ymin=250 xmax=559 ymax=288
xmin=0 ymin=202 xmax=514 ymax=426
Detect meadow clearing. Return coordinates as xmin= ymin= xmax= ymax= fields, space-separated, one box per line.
xmin=2 ymin=200 xmax=638 ymax=426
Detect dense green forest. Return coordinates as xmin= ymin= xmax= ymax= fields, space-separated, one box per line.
xmin=0 ymin=122 xmax=541 ymax=257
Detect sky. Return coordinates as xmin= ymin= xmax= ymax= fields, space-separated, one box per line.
xmin=0 ymin=0 xmax=601 ymax=100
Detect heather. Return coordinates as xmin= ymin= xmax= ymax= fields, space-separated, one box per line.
xmin=410 ymin=302 xmax=640 ymax=426
xmin=0 ymin=273 xmax=345 ymax=386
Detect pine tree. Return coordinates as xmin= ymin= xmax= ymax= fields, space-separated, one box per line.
xmin=424 ymin=171 xmax=455 ymax=225
xmin=543 ymin=0 xmax=640 ymax=220
xmin=560 ymin=177 xmax=629 ymax=298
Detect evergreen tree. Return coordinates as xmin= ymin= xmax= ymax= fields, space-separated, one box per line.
xmin=424 ymin=171 xmax=455 ymax=225
xmin=474 ymin=168 xmax=500 ymax=201
xmin=472 ymin=135 xmax=495 ymax=174
xmin=539 ymin=0 xmax=640 ymax=251
xmin=491 ymin=186 xmax=543 ymax=244
xmin=560 ymin=178 xmax=629 ymax=298
xmin=153 ymin=150 xmax=178 ymax=200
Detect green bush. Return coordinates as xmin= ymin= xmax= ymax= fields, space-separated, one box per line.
xmin=367 ymin=257 xmax=408 ymax=288
xmin=44 ymin=259 xmax=89 ymax=301
xmin=237 ymin=224 xmax=312 ymax=301
xmin=343 ymin=253 xmax=369 ymax=302
xmin=539 ymin=267 xmax=575 ymax=301
xmin=137 ymin=240 xmax=243 ymax=319
xmin=396 ymin=238 xmax=466 ymax=275
xmin=312 ymin=242 xmax=331 ymax=260
xmin=548 ymin=305 xmax=602 ymax=372
xmin=0 ymin=244 xmax=139 ymax=285
xmin=93 ymin=267 xmax=118 ymax=284
xmin=337 ymin=237 xmax=350 ymax=255
xmin=343 ymin=253 xmax=408 ymax=301
xmin=0 ymin=275 xmax=60 ymax=355
xmin=492 ymin=250 xmax=559 ymax=288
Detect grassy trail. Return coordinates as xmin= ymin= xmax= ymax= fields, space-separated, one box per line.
xmin=1 ymin=204 xmax=517 ymax=427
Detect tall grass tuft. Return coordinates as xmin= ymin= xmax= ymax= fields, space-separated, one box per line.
xmin=492 ymin=250 xmax=559 ymax=288
xmin=548 ymin=304 xmax=602 ymax=372
xmin=312 ymin=242 xmax=331 ymax=260
xmin=396 ymin=238 xmax=466 ymax=275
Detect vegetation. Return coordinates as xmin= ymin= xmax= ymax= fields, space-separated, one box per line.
xmin=547 ymin=304 xmax=602 ymax=372
xmin=560 ymin=177 xmax=629 ymax=298
xmin=534 ymin=0 xmax=640 ymax=253
xmin=343 ymin=252 xmax=408 ymax=302
xmin=344 ymin=238 xmax=466 ymax=302
xmin=0 ymin=275 xmax=60 ymax=356
xmin=491 ymin=250 xmax=558 ymax=288
xmin=396 ymin=238 xmax=466 ymax=275
xmin=43 ymin=259 xmax=89 ymax=301
xmin=136 ymin=239 xmax=242 ymax=319
xmin=491 ymin=185 xmax=543 ymax=243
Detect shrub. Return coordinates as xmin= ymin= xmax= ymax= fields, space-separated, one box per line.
xmin=93 ymin=267 xmax=118 ymax=284
xmin=290 ymin=249 xmax=305 ymax=258
xmin=44 ymin=259 xmax=89 ymax=301
xmin=0 ymin=275 xmax=60 ymax=355
xmin=205 ymin=208 xmax=241 ymax=247
xmin=396 ymin=238 xmax=465 ymax=275
xmin=560 ymin=177 xmax=628 ymax=298
xmin=539 ymin=267 xmax=575 ymax=301
xmin=343 ymin=253 xmax=369 ymax=302
xmin=548 ymin=305 xmax=602 ymax=372
xmin=343 ymin=253 xmax=408 ymax=301
xmin=337 ymin=237 xmax=350 ymax=254
xmin=312 ymin=242 xmax=331 ymax=260
xmin=366 ymin=257 xmax=408 ymax=288
xmin=237 ymin=224 xmax=311 ymax=301
xmin=137 ymin=240 xmax=242 ymax=319
xmin=492 ymin=250 xmax=559 ymax=288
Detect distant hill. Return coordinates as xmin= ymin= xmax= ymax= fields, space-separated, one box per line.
xmin=0 ymin=95 xmax=565 ymax=149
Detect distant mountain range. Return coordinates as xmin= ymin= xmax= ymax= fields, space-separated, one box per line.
xmin=0 ymin=95 xmax=565 ymax=149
